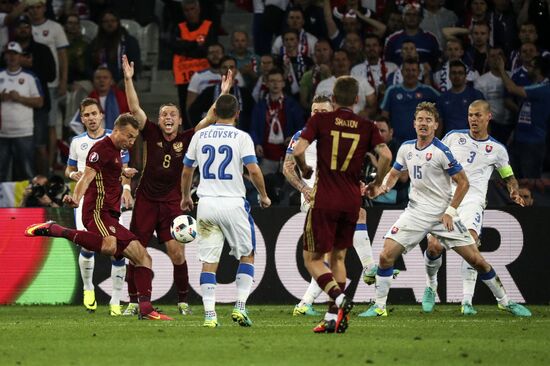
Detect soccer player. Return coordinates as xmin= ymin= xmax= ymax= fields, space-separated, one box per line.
xmin=293 ymin=76 xmax=392 ymax=333
xmin=121 ymin=54 xmax=232 ymax=316
xmin=180 ymin=94 xmax=271 ymax=328
xmin=65 ymin=98 xmax=133 ymax=316
xmin=25 ymin=113 xmax=172 ymax=320
xmin=363 ymin=102 xmax=531 ymax=317
xmin=421 ymin=100 xmax=526 ymax=315
xmin=284 ymin=95 xmax=394 ymax=317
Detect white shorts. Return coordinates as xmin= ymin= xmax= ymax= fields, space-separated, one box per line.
xmin=457 ymin=201 xmax=484 ymax=236
xmin=300 ymin=194 xmax=310 ymax=213
xmin=385 ymin=207 xmax=474 ymax=253
xmin=196 ymin=196 xmax=255 ymax=263
xmin=75 ymin=199 xmax=84 ymax=230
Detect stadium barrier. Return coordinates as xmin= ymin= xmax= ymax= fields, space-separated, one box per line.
xmin=1 ymin=207 xmax=549 ymax=305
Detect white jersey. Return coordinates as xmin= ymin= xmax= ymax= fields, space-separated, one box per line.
xmin=184 ymin=124 xmax=257 ymax=198
xmin=443 ymin=130 xmax=511 ymax=207
xmin=315 ymin=75 xmax=375 ymax=114
xmin=31 ymin=19 xmax=69 ymax=88
xmin=286 ymin=129 xmax=317 ymax=187
xmin=394 ymin=138 xmax=463 ymax=218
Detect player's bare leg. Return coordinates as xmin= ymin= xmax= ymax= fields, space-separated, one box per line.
xmin=453 ymin=244 xmax=531 ymax=316
xmin=165 ymin=239 xmax=191 ymax=315
xmin=232 ymin=253 xmax=255 ymax=327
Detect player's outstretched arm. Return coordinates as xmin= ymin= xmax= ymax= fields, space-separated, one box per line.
xmin=122 ymin=54 xmax=147 ymax=130
xmin=373 ymin=143 xmax=392 ymax=185
xmin=194 ymin=69 xmax=235 ymax=132
xmin=504 ymin=175 xmax=525 ymax=206
xmin=65 ymin=164 xmax=82 ymax=182
xmin=180 ymin=165 xmax=195 ymax=212
xmin=64 ymin=166 xmax=97 ymax=207
xmin=246 ymin=163 xmax=271 ymax=208
xmin=366 ymin=167 xmax=399 ymax=199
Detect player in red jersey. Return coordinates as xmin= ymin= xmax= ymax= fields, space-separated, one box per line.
xmin=121 ymin=54 xmax=233 ymax=316
xmin=25 ymin=114 xmax=172 ymax=320
xmin=293 ymin=76 xmax=392 ymax=333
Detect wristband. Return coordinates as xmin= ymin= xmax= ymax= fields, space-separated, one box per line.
xmin=445 ymin=206 xmax=458 ymax=217
xmin=69 ymin=171 xmax=76 ymax=179
xmin=123 ymin=184 xmax=131 ymax=192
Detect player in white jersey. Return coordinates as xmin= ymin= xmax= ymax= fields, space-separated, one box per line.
xmin=421 ymin=100 xmax=526 ymax=315
xmin=181 ymin=94 xmax=271 ymax=328
xmin=283 ymin=95 xmax=395 ymax=317
xmin=65 ymin=98 xmax=132 ymax=316
xmin=363 ymin=102 xmax=531 ymax=317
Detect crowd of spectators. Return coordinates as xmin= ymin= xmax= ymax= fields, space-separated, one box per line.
xmin=1 ymin=0 xmax=550 ymax=207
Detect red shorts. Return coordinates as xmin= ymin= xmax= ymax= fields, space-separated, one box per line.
xmin=303 ymin=208 xmax=358 ymax=253
xmin=130 ymin=192 xmax=182 ymax=246
xmin=83 ymin=210 xmax=138 ymax=255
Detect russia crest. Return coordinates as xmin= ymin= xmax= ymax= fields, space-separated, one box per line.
xmin=426 ymin=152 xmax=432 ymax=161
xmin=485 ymin=145 xmax=493 ymax=153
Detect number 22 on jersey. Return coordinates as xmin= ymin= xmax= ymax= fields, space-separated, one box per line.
xmin=330 ymin=131 xmax=360 ymax=171
xmin=202 ymin=144 xmax=233 ymax=180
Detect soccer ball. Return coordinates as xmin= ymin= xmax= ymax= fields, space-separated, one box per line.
xmin=170 ymin=215 xmax=197 ymax=244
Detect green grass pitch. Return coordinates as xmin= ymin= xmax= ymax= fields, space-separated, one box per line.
xmin=1 ymin=304 xmax=549 ymax=365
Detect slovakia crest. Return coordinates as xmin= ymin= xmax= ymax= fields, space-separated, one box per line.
xmin=426 ymin=152 xmax=432 ymax=161
xmin=391 ymin=226 xmax=399 ymax=234
xmin=18 ymin=78 xmax=25 ymax=85
xmin=485 ymin=145 xmax=493 ymax=153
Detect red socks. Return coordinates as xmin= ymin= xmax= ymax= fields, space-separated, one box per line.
xmin=173 ymin=262 xmax=189 ymax=303
xmin=134 ymin=266 xmax=154 ymax=315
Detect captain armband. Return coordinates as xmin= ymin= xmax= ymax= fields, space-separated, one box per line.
xmin=497 ymin=165 xmax=514 ymax=179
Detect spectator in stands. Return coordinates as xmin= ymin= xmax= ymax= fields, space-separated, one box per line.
xmin=342 ymin=31 xmax=364 ymax=67
xmin=351 ymin=33 xmax=398 ymax=97
xmin=498 ymin=56 xmax=550 ymax=179
xmin=420 ymin=0 xmax=458 ymax=48
xmin=384 ymin=3 xmax=441 ymax=67
xmin=252 ymin=0 xmax=287 ymax=56
xmin=252 ymin=54 xmax=276 ymax=102
xmin=277 ymin=29 xmax=314 ymax=99
xmin=433 ymin=39 xmax=479 ymax=92
xmin=172 ymin=0 xmax=217 ymax=129
xmin=299 ymin=38 xmax=333 ymax=110
xmin=271 ymin=7 xmax=317 ymax=59
xmin=9 ymin=15 xmax=55 ymax=177
xmin=518 ymin=185 xmax=534 ymax=207
xmin=27 ymin=0 xmax=68 ymax=174
xmin=228 ymin=30 xmax=260 ymax=89
xmin=509 ymin=22 xmax=549 ymax=73
xmin=69 ymin=66 xmax=129 ymax=134
xmin=0 ymin=0 xmax=25 ymax=50
xmin=444 ymin=20 xmax=490 ymax=75
xmin=474 ymin=47 xmax=514 ymax=144
xmin=186 ymin=42 xmax=224 ymax=110
xmin=250 ymin=68 xmax=305 ymax=176
xmin=293 ymin=0 xmax=327 ymax=39
xmin=188 ymin=56 xmax=254 ymax=131
xmin=385 ymin=40 xmax=431 ymax=87
xmin=490 ymin=0 xmax=518 ymax=56
xmin=381 ymin=58 xmax=440 ymax=145
xmin=437 ymin=60 xmax=485 ymax=134
xmin=86 ymin=9 xmax=141 ymax=83
xmin=0 ymin=42 xmax=44 ymax=182
xmin=64 ymin=13 xmax=89 ymax=84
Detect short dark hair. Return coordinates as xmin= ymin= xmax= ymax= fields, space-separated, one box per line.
xmin=449 ymin=59 xmax=467 ymax=72
xmin=114 ymin=113 xmax=139 ymax=130
xmin=364 ymin=33 xmax=381 ymax=44
xmin=208 ymin=42 xmax=225 ymax=53
xmin=159 ymin=103 xmax=181 ymax=117
xmin=79 ymin=98 xmax=102 ymax=114
xmin=215 ymin=94 xmax=239 ymax=119
xmin=267 ymin=68 xmax=284 ymax=80
xmin=402 ymin=57 xmax=420 ymax=67
xmin=219 ymin=55 xmax=237 ymax=66
xmin=333 ymin=76 xmax=358 ymax=107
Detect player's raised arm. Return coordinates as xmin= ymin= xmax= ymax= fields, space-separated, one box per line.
xmin=180 ymin=165 xmax=195 ymax=212
xmin=283 ymin=153 xmax=312 ymax=202
xmin=64 ymin=166 xmax=97 ymax=207
xmin=504 ymin=175 xmax=525 ymax=207
xmin=194 ymin=69 xmax=235 ymax=132
xmin=122 ymin=54 xmax=147 ymax=130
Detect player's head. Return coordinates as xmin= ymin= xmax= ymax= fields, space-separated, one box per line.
xmin=112 ymin=113 xmax=139 ymax=150
xmin=158 ymin=103 xmax=182 ymax=135
xmin=413 ymin=102 xmax=439 ymax=139
xmin=79 ymin=98 xmax=104 ymax=133
xmin=468 ymin=99 xmax=492 ymax=135
xmin=310 ymin=94 xmax=332 ymax=116
xmin=214 ymin=94 xmax=239 ymax=124
xmin=332 ymin=76 xmax=358 ymax=107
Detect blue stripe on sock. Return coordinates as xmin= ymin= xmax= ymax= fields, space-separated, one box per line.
xmin=237 ymin=262 xmax=254 ymax=277
xmin=355 ymin=223 xmax=367 ymax=231
xmin=377 ymin=266 xmax=394 ymax=277
xmin=479 ymin=267 xmax=496 ymax=281
xmin=200 ymin=272 xmax=216 ymax=285
xmin=80 ymin=250 xmax=94 ymax=259
xmin=111 ymin=258 xmax=125 ymax=266
xmin=426 ymin=252 xmax=441 ymax=261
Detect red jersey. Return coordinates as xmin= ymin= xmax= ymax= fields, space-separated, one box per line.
xmin=136 ymin=120 xmax=194 ymax=201
xmin=300 ymin=107 xmax=384 ymax=212
xmin=83 ymin=137 xmax=125 ymax=217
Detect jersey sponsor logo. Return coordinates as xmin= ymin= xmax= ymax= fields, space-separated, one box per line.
xmin=426 ymin=152 xmax=432 ymax=161
xmin=407 ymin=152 xmax=413 ymax=160
xmin=173 ymin=141 xmax=184 ymax=153
xmin=391 ymin=226 xmax=399 ymax=234
xmin=18 ymin=78 xmax=25 ymax=85
xmin=458 ymin=137 xmax=466 ymax=145
xmin=42 ymin=30 xmax=49 ymax=37
xmin=485 ymin=145 xmax=493 ymax=153
xmin=89 ymin=152 xmax=99 ymax=163
xmin=80 ymin=143 xmax=88 ymax=150
xmin=109 ymin=226 xmax=116 ymax=234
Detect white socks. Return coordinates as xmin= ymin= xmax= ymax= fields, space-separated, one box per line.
xmin=461 ymin=259 xmax=477 ymax=305
xmin=353 ymin=224 xmax=375 ymax=270
xmin=110 ymin=259 xmax=126 ymax=305
xmin=79 ymin=250 xmax=95 ymax=291
xmin=424 ymin=251 xmax=442 ymax=291
xmin=301 ymin=278 xmax=323 ymax=306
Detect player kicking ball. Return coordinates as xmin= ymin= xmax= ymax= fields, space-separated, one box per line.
xmin=25 ymin=114 xmax=172 ymax=320
xmin=364 ymin=102 xmax=531 ymax=318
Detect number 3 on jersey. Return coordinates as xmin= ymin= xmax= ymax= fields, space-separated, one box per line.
xmin=330 ymin=131 xmax=360 ymax=171
xmin=202 ymin=144 xmax=233 ymax=180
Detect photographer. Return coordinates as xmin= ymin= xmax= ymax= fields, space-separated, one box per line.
xmin=21 ymin=174 xmax=70 ymax=207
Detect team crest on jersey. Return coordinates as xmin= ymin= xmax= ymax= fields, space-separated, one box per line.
xmin=485 ymin=145 xmax=493 ymax=153
xmin=80 ymin=143 xmax=88 ymax=150
xmin=458 ymin=137 xmax=466 ymax=145
xmin=396 ymin=93 xmax=403 ymax=100
xmin=157 ymin=142 xmax=163 ymax=148
xmin=18 ymin=78 xmax=25 ymax=85
xmin=425 ymin=152 xmax=432 ymax=161
xmin=415 ymin=92 xmax=423 ymax=99
xmin=406 ymin=152 xmax=413 ymax=160
xmin=173 ymin=142 xmax=183 ymax=153
xmin=109 ymin=226 xmax=116 ymax=234
xmin=89 ymin=152 xmax=99 ymax=163
xmin=42 ymin=30 xmax=49 ymax=37
xmin=391 ymin=226 xmax=399 ymax=234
